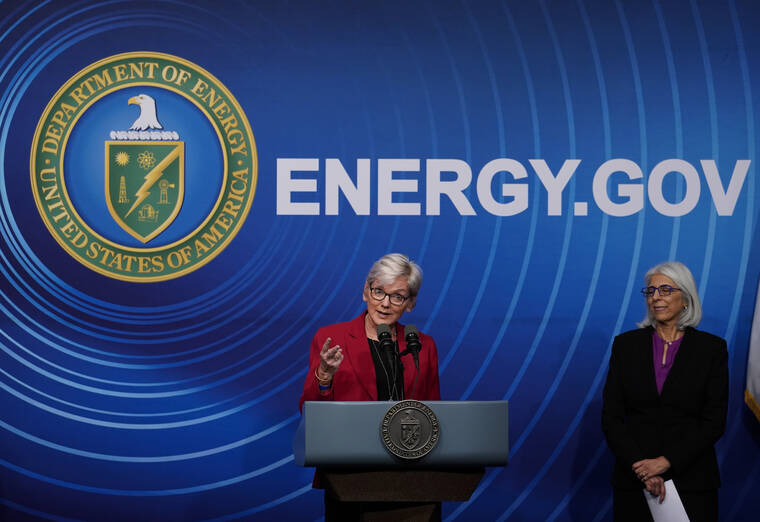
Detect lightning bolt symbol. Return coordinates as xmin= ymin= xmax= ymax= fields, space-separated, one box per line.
xmin=125 ymin=146 xmax=181 ymax=218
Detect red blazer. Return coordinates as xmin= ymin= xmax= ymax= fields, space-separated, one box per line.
xmin=299 ymin=313 xmax=441 ymax=410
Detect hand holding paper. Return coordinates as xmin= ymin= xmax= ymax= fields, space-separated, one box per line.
xmin=644 ymin=476 xmax=666 ymax=503
xmin=643 ymin=480 xmax=689 ymax=522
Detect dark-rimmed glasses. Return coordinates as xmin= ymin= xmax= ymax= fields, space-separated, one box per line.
xmin=369 ymin=286 xmax=409 ymax=306
xmin=641 ymin=285 xmax=681 ymax=297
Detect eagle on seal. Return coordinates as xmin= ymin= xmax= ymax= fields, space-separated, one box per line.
xmin=128 ymin=94 xmax=163 ymax=131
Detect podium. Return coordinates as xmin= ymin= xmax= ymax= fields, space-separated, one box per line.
xmin=294 ymin=400 xmax=508 ymax=521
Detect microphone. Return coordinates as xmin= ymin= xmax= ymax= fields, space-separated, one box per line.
xmin=403 ymin=324 xmax=421 ymax=370
xmin=376 ymin=323 xmax=397 ymax=371
xmin=377 ymin=324 xmax=400 ymax=400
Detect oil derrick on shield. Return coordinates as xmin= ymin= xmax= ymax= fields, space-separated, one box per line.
xmin=105 ymin=94 xmax=184 ymax=243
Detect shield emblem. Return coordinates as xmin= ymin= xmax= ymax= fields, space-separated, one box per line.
xmin=105 ymin=141 xmax=184 ymax=243
xmin=400 ymin=411 xmax=421 ymax=449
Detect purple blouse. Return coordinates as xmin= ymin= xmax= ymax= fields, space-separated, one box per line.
xmin=652 ymin=331 xmax=683 ymax=394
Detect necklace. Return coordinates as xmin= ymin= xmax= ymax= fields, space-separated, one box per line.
xmin=656 ymin=329 xmax=680 ymax=367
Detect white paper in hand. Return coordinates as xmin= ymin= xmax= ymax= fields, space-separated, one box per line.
xmin=643 ymin=479 xmax=689 ymax=522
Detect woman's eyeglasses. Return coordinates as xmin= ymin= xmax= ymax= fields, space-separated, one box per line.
xmin=640 ymin=285 xmax=681 ymax=297
xmin=369 ymin=286 xmax=409 ymax=306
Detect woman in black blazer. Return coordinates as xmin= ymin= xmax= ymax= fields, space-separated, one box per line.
xmin=602 ymin=261 xmax=728 ymax=522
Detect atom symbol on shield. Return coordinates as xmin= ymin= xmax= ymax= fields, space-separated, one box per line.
xmin=137 ymin=151 xmax=156 ymax=170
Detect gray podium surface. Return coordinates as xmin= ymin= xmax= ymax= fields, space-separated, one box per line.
xmin=294 ymin=400 xmax=508 ymax=468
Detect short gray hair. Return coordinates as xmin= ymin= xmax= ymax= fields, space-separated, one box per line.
xmin=638 ymin=261 xmax=701 ymax=330
xmin=365 ymin=253 xmax=423 ymax=297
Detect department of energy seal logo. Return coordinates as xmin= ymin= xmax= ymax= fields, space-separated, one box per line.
xmin=30 ymin=52 xmax=257 ymax=282
xmin=106 ymin=93 xmax=185 ymax=243
xmin=380 ymin=400 xmax=439 ymax=460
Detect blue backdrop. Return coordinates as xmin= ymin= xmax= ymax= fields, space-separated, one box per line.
xmin=1 ymin=0 xmax=759 ymax=520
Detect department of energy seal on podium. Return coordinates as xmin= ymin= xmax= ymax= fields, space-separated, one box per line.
xmin=381 ymin=400 xmax=439 ymax=460
xmin=30 ymin=52 xmax=257 ymax=282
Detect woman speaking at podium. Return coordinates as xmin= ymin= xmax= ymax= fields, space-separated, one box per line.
xmin=602 ymin=261 xmax=728 ymax=522
xmin=298 ymin=253 xmax=442 ymax=520
xmin=299 ymin=253 xmax=441 ymax=409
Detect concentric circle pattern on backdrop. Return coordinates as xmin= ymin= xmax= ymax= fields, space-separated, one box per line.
xmin=0 ymin=1 xmax=758 ymax=520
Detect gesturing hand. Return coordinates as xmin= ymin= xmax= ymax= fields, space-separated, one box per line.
xmin=318 ymin=337 xmax=343 ymax=381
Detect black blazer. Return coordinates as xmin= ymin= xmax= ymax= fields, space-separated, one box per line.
xmin=601 ymin=326 xmax=728 ymax=491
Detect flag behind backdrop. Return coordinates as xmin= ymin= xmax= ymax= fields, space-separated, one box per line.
xmin=747 ymin=280 xmax=760 ymax=423
xmin=1 ymin=0 xmax=760 ymax=520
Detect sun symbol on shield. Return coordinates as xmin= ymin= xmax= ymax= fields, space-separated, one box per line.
xmin=114 ymin=151 xmax=130 ymax=166
xmin=137 ymin=151 xmax=156 ymax=170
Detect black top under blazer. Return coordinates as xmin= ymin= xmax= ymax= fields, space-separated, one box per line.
xmin=601 ymin=326 xmax=728 ymax=491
